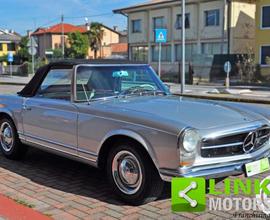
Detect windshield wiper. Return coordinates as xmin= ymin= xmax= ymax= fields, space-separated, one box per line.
xmin=82 ymin=84 xmax=95 ymax=105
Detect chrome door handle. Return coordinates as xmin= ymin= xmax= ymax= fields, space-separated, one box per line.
xmin=23 ymin=105 xmax=31 ymax=111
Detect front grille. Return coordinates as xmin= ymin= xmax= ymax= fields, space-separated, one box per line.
xmin=201 ymin=126 xmax=270 ymax=158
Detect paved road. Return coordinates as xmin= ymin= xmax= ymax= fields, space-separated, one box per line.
xmin=0 ymin=85 xmax=269 ymax=219
xmin=0 ymin=85 xmax=24 ymax=94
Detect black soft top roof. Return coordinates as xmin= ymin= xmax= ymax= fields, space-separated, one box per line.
xmin=49 ymin=59 xmax=146 ymax=66
xmin=18 ymin=59 xmax=147 ymax=97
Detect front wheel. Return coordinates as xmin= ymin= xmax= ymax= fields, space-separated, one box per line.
xmin=0 ymin=118 xmax=27 ymax=160
xmin=107 ymin=141 xmax=164 ymax=205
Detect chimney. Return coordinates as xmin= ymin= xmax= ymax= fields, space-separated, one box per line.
xmin=113 ymin=26 xmax=118 ymax=31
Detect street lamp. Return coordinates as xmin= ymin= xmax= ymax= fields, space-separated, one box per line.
xmin=181 ymin=0 xmax=186 ymax=94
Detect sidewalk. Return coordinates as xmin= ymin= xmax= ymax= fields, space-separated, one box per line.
xmin=168 ymin=83 xmax=270 ymax=104
xmin=0 ymin=75 xmax=32 ymax=85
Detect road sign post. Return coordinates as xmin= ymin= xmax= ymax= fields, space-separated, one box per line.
xmin=155 ymin=29 xmax=167 ymax=77
xmin=224 ymin=61 xmax=232 ymax=89
xmin=158 ymin=43 xmax=162 ymax=78
xmin=7 ymin=52 xmax=13 ymax=77
xmin=181 ymin=0 xmax=186 ymax=94
xmin=27 ymin=37 xmax=38 ymax=74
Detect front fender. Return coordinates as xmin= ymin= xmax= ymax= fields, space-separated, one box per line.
xmin=98 ymin=129 xmax=160 ymax=170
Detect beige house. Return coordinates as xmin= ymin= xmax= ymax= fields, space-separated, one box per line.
xmin=86 ymin=25 xmax=127 ymax=59
xmin=114 ymin=0 xmax=256 ymax=82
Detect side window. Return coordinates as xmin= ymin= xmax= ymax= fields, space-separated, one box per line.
xmin=36 ymin=69 xmax=72 ymax=100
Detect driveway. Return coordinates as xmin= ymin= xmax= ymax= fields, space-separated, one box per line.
xmin=0 ymin=147 xmax=268 ymax=220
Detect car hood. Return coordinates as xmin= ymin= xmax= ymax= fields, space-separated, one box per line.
xmin=101 ymin=95 xmax=264 ymax=130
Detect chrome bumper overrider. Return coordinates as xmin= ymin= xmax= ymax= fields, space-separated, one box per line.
xmin=160 ymin=149 xmax=270 ymax=182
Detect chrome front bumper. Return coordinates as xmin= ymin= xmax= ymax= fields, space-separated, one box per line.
xmin=160 ymin=149 xmax=270 ymax=182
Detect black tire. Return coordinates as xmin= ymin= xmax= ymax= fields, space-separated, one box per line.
xmin=107 ymin=140 xmax=164 ymax=205
xmin=0 ymin=118 xmax=27 ymax=160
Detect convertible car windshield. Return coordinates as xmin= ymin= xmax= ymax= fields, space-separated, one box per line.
xmin=75 ymin=65 xmax=168 ymax=102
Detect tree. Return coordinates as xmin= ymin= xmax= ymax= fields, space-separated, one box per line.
xmin=236 ymin=46 xmax=256 ymax=83
xmin=65 ymin=31 xmax=89 ymax=59
xmin=52 ymin=48 xmax=62 ymax=58
xmin=88 ymin=22 xmax=104 ymax=59
xmin=17 ymin=36 xmax=31 ymax=62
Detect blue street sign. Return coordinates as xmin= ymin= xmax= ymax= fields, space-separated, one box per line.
xmin=7 ymin=52 xmax=13 ymax=63
xmin=155 ymin=29 xmax=167 ymax=43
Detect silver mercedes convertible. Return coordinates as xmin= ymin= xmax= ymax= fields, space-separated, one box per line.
xmin=0 ymin=60 xmax=270 ymax=205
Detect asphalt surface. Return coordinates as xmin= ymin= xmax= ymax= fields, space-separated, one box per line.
xmin=0 ymin=85 xmax=24 ymax=94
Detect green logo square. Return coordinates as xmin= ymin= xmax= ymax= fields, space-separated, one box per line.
xmin=171 ymin=177 xmax=206 ymax=212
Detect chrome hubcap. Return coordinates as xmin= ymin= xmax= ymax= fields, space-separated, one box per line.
xmin=0 ymin=122 xmax=13 ymax=152
xmin=112 ymin=150 xmax=142 ymax=195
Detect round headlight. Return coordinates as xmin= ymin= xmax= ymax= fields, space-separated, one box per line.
xmin=182 ymin=129 xmax=200 ymax=152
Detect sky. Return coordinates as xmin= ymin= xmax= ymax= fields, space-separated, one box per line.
xmin=0 ymin=0 xmax=146 ymax=35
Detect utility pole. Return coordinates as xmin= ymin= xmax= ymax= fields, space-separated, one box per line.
xmin=31 ymin=37 xmax=35 ymax=74
xmin=181 ymin=0 xmax=186 ymax=94
xmin=61 ymin=14 xmax=65 ymax=58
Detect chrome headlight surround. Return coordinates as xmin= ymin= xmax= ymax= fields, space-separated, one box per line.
xmin=179 ymin=128 xmax=201 ymax=167
xmin=182 ymin=129 xmax=201 ymax=152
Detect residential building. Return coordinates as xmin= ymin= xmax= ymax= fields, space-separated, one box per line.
xmin=255 ymin=0 xmax=270 ymax=77
xmin=114 ymin=0 xmax=256 ymax=82
xmin=84 ymin=24 xmax=128 ymax=59
xmin=32 ymin=23 xmax=85 ymax=58
xmin=32 ymin=23 xmax=128 ymax=59
xmin=0 ymin=29 xmax=21 ymax=57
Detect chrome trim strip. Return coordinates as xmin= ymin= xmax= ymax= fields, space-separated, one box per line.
xmin=160 ymin=149 xmax=270 ymax=181
xmin=201 ymin=142 xmax=243 ymax=150
xmin=203 ymin=122 xmax=267 ymax=140
xmin=77 ymin=148 xmax=98 ymax=157
xmin=21 ymin=139 xmax=97 ymax=163
xmin=258 ymin=134 xmax=270 ymax=140
xmin=23 ymin=133 xmax=77 ymax=151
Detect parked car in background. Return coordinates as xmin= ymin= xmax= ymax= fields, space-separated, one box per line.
xmin=0 ymin=60 xmax=270 ymax=205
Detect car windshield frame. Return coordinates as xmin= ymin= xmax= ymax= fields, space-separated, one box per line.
xmin=72 ymin=64 xmax=170 ymax=103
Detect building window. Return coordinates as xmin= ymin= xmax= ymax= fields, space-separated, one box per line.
xmin=0 ymin=43 xmax=2 ymax=51
xmin=7 ymin=43 xmax=15 ymax=51
xmin=205 ymin=9 xmax=220 ymax=26
xmin=201 ymin=42 xmax=227 ymax=55
xmin=131 ymin=46 xmax=148 ymax=62
xmin=152 ymin=45 xmax=171 ymax=62
xmin=175 ymin=44 xmax=197 ymax=61
xmin=262 ymin=6 xmax=270 ymax=28
xmin=153 ymin=17 xmax=166 ymax=30
xmin=175 ymin=14 xmax=190 ymax=29
xmin=261 ymin=46 xmax=270 ymax=65
xmin=132 ymin=19 xmax=142 ymax=33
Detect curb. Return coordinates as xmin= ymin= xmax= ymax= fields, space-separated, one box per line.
xmin=0 ymin=194 xmax=51 ymax=220
xmin=174 ymin=93 xmax=270 ymax=105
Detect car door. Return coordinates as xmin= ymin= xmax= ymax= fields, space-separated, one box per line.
xmin=22 ymin=68 xmax=78 ymax=155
